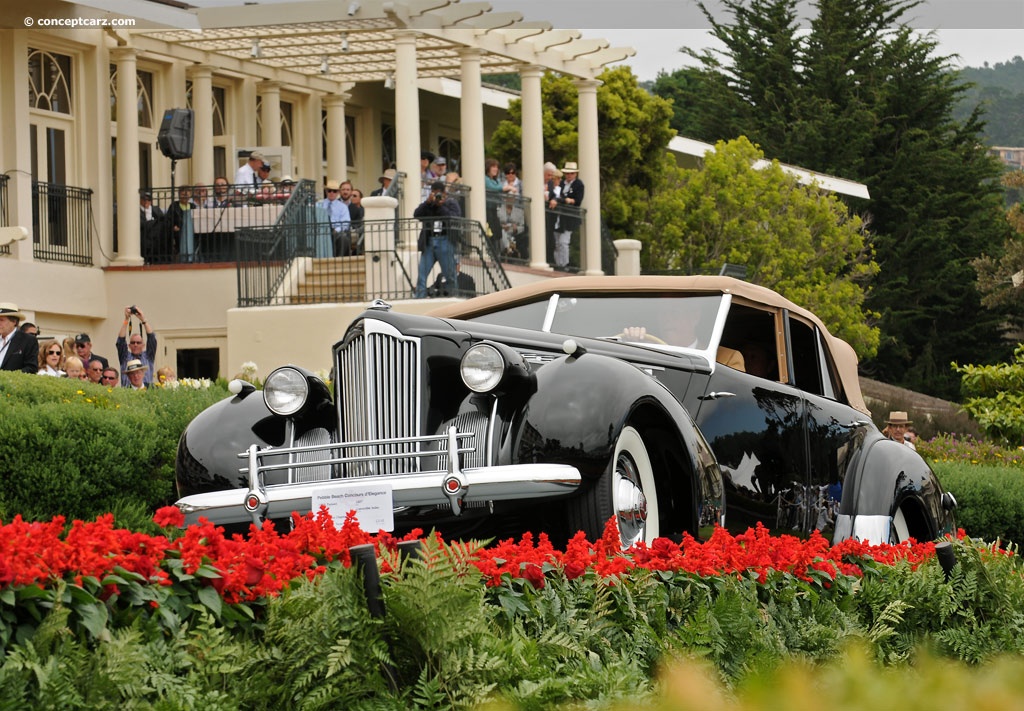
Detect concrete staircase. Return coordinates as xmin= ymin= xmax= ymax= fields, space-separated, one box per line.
xmin=291 ymin=256 xmax=367 ymax=304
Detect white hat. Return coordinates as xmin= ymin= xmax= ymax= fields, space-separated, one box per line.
xmin=562 ymin=161 xmax=579 ymax=173
xmin=124 ymin=359 xmax=148 ymax=374
xmin=0 ymin=302 xmax=25 ymax=321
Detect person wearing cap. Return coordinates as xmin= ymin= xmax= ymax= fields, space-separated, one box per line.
xmin=73 ymin=333 xmax=109 ymax=370
xmin=372 ymin=168 xmax=398 ymax=198
xmin=0 ymin=303 xmax=39 ymax=374
xmin=883 ymin=411 xmax=917 ymax=450
xmin=124 ymin=359 xmax=149 ymax=391
xmin=234 ymin=150 xmax=266 ymax=190
xmin=318 ymin=180 xmax=352 ymax=256
xmin=116 ymin=305 xmax=157 ymax=387
xmin=275 ymin=175 xmax=296 ymax=202
xmin=551 ymin=160 xmax=585 ymax=270
xmin=413 ymin=180 xmax=462 ymax=298
xmin=257 ymin=161 xmax=272 ymax=183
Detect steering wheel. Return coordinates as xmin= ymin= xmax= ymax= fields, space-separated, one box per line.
xmin=613 ymin=330 xmax=667 ymax=345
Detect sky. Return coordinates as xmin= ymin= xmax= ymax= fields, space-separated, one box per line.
xmin=593 ymin=28 xmax=1024 ymax=82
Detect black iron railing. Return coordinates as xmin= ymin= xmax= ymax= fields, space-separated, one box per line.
xmin=235 ymin=215 xmax=510 ymax=307
xmin=140 ymin=179 xmax=318 ymax=264
xmin=0 ymin=174 xmax=9 ymax=256
xmin=32 ymin=182 xmax=93 ymax=265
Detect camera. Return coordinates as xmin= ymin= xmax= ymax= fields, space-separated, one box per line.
xmin=129 ymin=305 xmax=140 ymax=316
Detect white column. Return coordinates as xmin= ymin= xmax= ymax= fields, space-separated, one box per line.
xmin=324 ymin=92 xmax=348 ymax=183
xmin=394 ymin=30 xmax=421 ymax=226
xmin=112 ymin=47 xmax=142 ymax=266
xmin=613 ymin=238 xmax=642 ymax=276
xmin=188 ymin=65 xmax=215 ymax=187
xmin=521 ymin=65 xmax=549 ymax=270
xmin=575 ymin=78 xmax=603 ymax=275
xmin=0 ymin=31 xmax=33 ymax=262
xmin=259 ymin=80 xmax=282 ymax=148
xmin=458 ymin=48 xmax=485 ymax=224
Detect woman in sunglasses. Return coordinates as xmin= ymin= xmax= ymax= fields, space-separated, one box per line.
xmin=37 ymin=339 xmax=65 ymax=377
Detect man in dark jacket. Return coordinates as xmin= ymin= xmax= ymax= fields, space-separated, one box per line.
xmin=551 ymin=161 xmax=584 ymax=270
xmin=413 ymin=180 xmax=461 ymax=298
xmin=0 ymin=303 xmax=39 ymax=374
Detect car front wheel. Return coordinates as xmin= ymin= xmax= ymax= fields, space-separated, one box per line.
xmin=567 ymin=425 xmax=660 ymax=549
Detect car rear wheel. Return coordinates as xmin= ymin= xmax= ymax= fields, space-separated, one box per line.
xmin=890 ymin=506 xmax=911 ymax=544
xmin=567 ymin=425 xmax=660 ymax=549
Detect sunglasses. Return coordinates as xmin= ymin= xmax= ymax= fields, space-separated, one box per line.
xmin=326 ymin=189 xmax=339 ymax=193
xmin=130 ymin=341 xmax=143 ymax=345
xmin=75 ymin=343 xmax=89 ymax=348
xmin=47 ymin=349 xmax=62 ymax=356
xmin=101 ymin=375 xmax=118 ymax=381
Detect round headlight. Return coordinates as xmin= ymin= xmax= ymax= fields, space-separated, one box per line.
xmin=264 ymin=367 xmax=309 ymax=416
xmin=461 ymin=344 xmax=506 ymax=393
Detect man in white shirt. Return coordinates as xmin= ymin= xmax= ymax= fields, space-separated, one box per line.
xmin=234 ymin=151 xmax=265 ymax=192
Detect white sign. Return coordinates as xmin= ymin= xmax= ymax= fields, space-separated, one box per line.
xmin=312 ymin=483 xmax=395 ymax=532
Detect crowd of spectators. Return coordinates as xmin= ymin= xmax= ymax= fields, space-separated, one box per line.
xmin=0 ymin=302 xmax=173 ymax=392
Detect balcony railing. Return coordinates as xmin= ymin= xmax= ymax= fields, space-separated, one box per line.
xmin=32 ymin=181 xmax=93 ymax=265
xmin=140 ymin=179 xmax=318 ymax=264
xmin=235 ymin=215 xmax=510 ymax=307
xmin=0 ymin=174 xmax=9 ymax=256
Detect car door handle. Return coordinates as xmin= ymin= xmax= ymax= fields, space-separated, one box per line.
xmin=840 ymin=419 xmax=870 ymax=428
xmin=700 ymin=391 xmax=736 ymax=400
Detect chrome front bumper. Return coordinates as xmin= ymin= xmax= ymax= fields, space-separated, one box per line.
xmin=176 ymin=426 xmax=581 ymax=527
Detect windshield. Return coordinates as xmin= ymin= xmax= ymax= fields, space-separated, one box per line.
xmin=467 ymin=293 xmax=725 ymax=352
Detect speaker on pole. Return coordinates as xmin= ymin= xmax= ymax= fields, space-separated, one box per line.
xmin=157 ymin=108 xmax=194 ymax=160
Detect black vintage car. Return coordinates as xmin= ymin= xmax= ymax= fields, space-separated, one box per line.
xmin=175 ymin=276 xmax=956 ymax=547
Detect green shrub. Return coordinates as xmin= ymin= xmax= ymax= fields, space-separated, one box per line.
xmin=933 ymin=461 xmax=1024 ymax=546
xmin=0 ymin=372 xmax=228 ymax=522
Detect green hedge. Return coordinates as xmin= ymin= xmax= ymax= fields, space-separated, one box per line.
xmin=0 ymin=372 xmax=228 ymax=523
xmin=932 ymin=461 xmax=1024 ymax=546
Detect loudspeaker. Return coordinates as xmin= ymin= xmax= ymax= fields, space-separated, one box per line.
xmin=157 ymin=108 xmax=194 ymax=160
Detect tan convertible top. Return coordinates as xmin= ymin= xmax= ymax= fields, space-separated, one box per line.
xmin=428 ymin=275 xmax=869 ymax=414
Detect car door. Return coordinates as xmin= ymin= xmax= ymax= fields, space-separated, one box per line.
xmin=786 ymin=313 xmax=869 ymax=539
xmin=694 ymin=302 xmax=811 ymax=536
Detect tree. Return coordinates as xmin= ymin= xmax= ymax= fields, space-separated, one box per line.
xmin=653 ymin=0 xmax=1012 ymax=398
xmin=487 ymin=66 xmax=677 ymax=241
xmin=639 ymin=137 xmax=880 ymax=356
xmin=973 ymin=170 xmax=1024 ymax=331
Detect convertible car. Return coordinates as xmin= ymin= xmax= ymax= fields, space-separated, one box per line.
xmin=175 ymin=276 xmax=956 ymax=547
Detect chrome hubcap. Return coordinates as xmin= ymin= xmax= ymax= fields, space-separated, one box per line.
xmin=614 ymin=452 xmax=647 ymax=548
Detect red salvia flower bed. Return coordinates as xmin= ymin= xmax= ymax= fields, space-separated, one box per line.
xmin=0 ymin=506 xmax=955 ymax=604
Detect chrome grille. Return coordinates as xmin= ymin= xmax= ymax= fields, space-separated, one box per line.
xmin=337 ymin=319 xmax=421 ymax=475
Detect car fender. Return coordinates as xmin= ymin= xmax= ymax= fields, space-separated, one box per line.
xmin=834 ymin=436 xmax=953 ymax=541
xmin=502 ymin=350 xmax=724 ymax=533
xmin=175 ymin=392 xmax=282 ymax=495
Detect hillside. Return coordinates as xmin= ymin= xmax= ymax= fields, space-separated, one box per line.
xmin=954 ymin=56 xmax=1024 ymax=146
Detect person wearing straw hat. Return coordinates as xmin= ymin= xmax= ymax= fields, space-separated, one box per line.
xmin=883 ymin=411 xmax=916 ymax=450
xmin=124 ymin=359 xmax=149 ymax=391
xmin=551 ymin=161 xmax=584 ymax=270
xmin=0 ymin=303 xmax=38 ymax=374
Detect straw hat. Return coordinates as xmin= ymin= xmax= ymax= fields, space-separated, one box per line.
xmin=885 ymin=411 xmax=912 ymax=425
xmin=124 ymin=359 xmax=148 ymax=374
xmin=0 ymin=302 xmax=25 ymax=321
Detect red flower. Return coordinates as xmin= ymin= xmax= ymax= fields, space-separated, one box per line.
xmin=153 ymin=506 xmax=185 ymax=529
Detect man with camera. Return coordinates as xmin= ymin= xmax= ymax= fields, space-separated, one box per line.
xmin=413 ymin=180 xmax=462 ymax=298
xmin=116 ymin=305 xmax=157 ymax=387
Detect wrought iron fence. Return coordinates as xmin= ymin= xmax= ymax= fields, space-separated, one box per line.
xmin=32 ymin=182 xmax=93 ymax=265
xmin=0 ymin=174 xmax=9 ymax=256
xmin=236 ymin=215 xmax=510 ymax=307
xmin=140 ymin=179 xmax=318 ymax=264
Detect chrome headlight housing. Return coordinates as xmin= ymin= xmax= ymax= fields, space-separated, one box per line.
xmin=264 ymin=367 xmax=310 ymax=416
xmin=460 ymin=341 xmax=536 ymax=396
xmin=461 ymin=344 xmax=505 ymax=393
